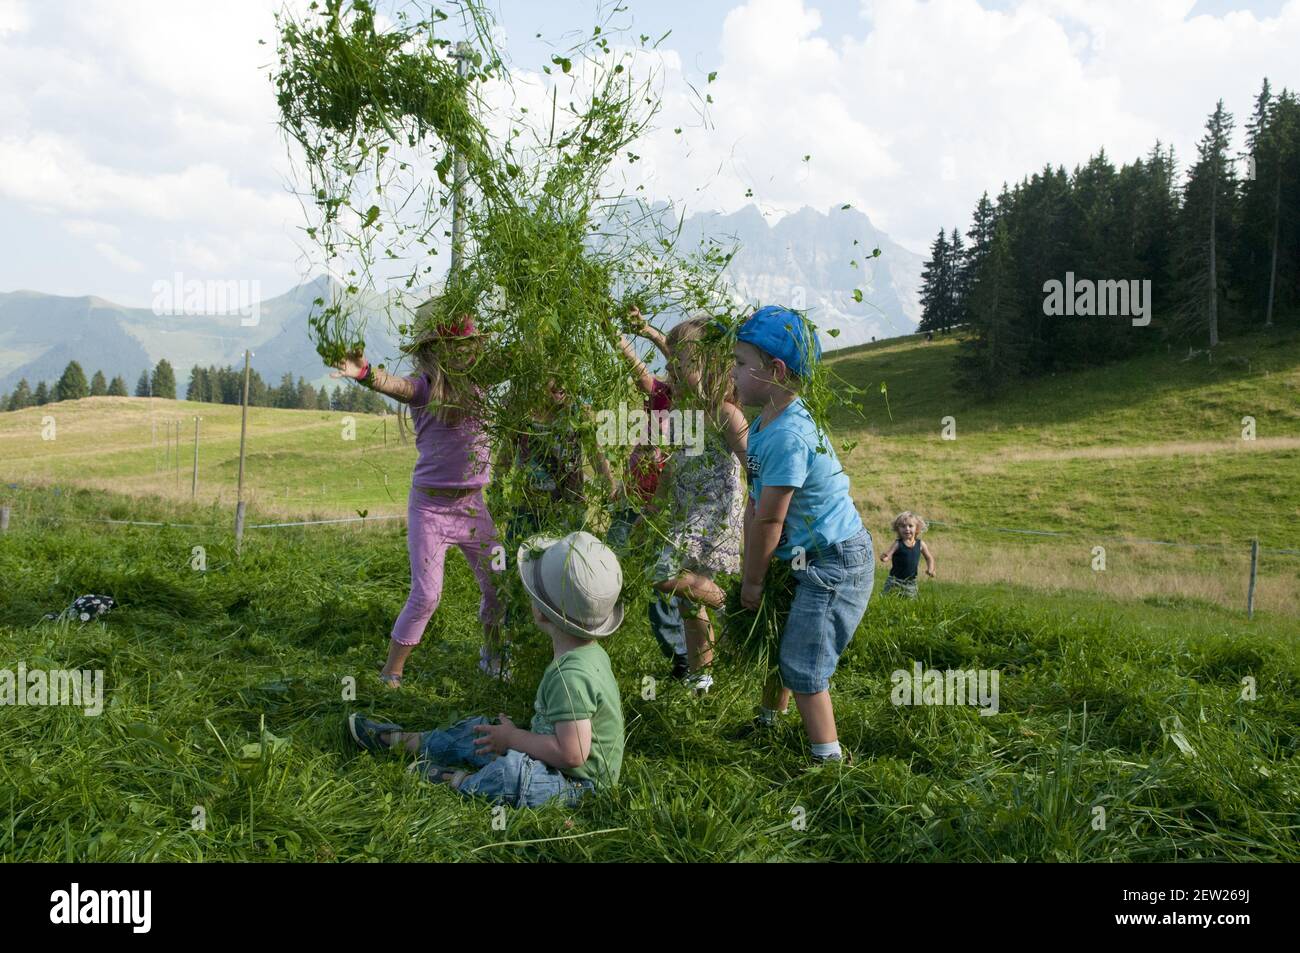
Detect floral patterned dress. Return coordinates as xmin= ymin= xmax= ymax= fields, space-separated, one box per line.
xmin=653 ymin=420 xmax=745 ymax=580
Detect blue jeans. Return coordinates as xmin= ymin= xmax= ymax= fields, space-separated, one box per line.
xmin=609 ymin=505 xmax=687 ymax=659
xmin=779 ymin=529 xmax=874 ymax=694
xmin=418 ymin=716 xmax=595 ymax=808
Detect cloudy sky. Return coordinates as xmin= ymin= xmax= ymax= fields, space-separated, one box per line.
xmin=1 ymin=0 xmax=1296 ymax=307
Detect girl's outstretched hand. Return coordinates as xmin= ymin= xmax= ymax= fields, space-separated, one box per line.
xmin=626 ymin=306 xmax=651 ymax=337
xmin=331 ymin=352 xmax=365 ymax=380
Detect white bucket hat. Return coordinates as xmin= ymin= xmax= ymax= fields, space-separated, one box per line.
xmin=516 ymin=531 xmax=625 ymax=639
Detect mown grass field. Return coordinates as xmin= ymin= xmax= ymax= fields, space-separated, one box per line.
xmin=1 ymin=331 xmax=1298 ymax=861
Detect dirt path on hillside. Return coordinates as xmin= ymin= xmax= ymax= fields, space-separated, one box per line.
xmin=996 ymin=436 xmax=1300 ymax=464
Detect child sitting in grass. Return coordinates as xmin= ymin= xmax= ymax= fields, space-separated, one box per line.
xmin=880 ymin=511 xmax=935 ymax=598
xmin=733 ymin=306 xmax=873 ymax=764
xmin=347 ymin=530 xmax=625 ymax=807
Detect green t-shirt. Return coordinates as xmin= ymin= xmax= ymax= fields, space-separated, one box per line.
xmin=530 ymin=643 xmax=624 ymax=788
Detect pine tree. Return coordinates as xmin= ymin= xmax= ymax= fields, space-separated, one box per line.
xmin=960 ymin=220 xmax=1024 ymax=395
xmin=135 ymin=371 xmax=152 ymax=397
xmin=55 ymin=361 xmax=89 ymax=401
xmin=1253 ymin=87 xmax=1299 ymax=327
xmin=1175 ymin=100 xmax=1238 ymax=347
xmin=275 ymin=372 xmax=297 ymax=408
xmin=1235 ymin=79 xmax=1276 ymax=323
xmin=7 ymin=378 xmax=32 ymax=410
xmin=948 ymin=228 xmax=967 ymax=328
xmin=34 ymin=381 xmax=50 ymax=405
xmin=918 ymin=228 xmax=953 ymax=333
xmin=315 ymin=386 xmax=331 ymax=410
xmin=186 ymin=366 xmax=206 ymax=402
xmin=297 ymin=377 xmax=317 ymax=409
xmin=248 ymin=369 xmax=269 ymax=406
xmin=151 ymin=359 xmax=177 ymax=399
xmin=90 ymin=370 xmax=107 ymax=396
xmin=107 ymin=375 xmax=128 ymax=397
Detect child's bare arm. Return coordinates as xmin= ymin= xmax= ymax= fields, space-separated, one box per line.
xmin=716 ymin=401 xmax=749 ymax=469
xmin=615 ymin=334 xmax=659 ymax=395
xmin=475 ymin=716 xmax=591 ymax=770
xmin=628 ymin=307 xmax=673 ymax=362
xmin=741 ymin=485 xmax=794 ymax=608
xmin=333 ymin=354 xmax=419 ymax=404
xmin=881 ymin=540 xmax=897 ymax=563
xmin=921 ymin=540 xmax=936 ymax=576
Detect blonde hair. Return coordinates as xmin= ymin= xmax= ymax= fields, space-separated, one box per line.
xmin=892 ymin=511 xmax=927 ymax=536
xmin=666 ymin=315 xmax=738 ymax=412
xmin=401 ymin=298 xmax=481 ymax=429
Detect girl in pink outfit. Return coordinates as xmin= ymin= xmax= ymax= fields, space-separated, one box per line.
xmin=333 ymin=305 xmax=505 ymax=688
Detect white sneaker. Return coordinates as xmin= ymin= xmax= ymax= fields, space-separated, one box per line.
xmin=687 ymin=672 xmax=714 ymax=696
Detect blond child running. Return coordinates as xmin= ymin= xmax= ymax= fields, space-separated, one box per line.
xmin=880 ymin=512 xmax=936 ymax=598
xmin=333 ymin=301 xmax=506 ymax=687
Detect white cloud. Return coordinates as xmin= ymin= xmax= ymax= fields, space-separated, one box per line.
xmin=0 ymin=134 xmax=298 ymax=225
xmin=93 ymin=242 xmax=144 ymax=273
xmin=0 ymin=0 xmax=28 ymax=35
xmin=611 ymin=0 xmax=1300 ymax=250
xmin=1 ymin=0 xmax=1298 ymax=304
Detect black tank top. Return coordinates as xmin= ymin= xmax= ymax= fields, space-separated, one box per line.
xmin=891 ymin=539 xmax=922 ymax=580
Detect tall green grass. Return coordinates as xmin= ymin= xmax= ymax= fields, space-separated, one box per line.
xmin=2 ymin=485 xmax=1295 ymax=861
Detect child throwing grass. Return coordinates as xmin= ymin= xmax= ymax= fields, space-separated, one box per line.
xmin=647 ymin=315 xmax=748 ymax=696
xmin=347 ymin=531 xmax=624 ymax=807
xmin=880 ymin=511 xmax=935 ymax=598
xmin=733 ymin=306 xmax=873 ymax=764
xmin=600 ymin=308 xmax=689 ymax=678
xmin=333 ymin=300 xmax=506 ymax=687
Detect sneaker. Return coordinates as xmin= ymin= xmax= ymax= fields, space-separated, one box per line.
xmin=811 ymin=747 xmax=854 ymax=766
xmin=347 ymin=713 xmax=404 ymax=754
xmin=686 ymin=672 xmax=714 ymax=697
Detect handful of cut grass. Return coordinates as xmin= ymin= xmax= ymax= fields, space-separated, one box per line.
xmin=720 ymin=560 xmax=795 ymax=673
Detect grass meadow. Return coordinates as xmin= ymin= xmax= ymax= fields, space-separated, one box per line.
xmin=1 ymin=330 xmax=1297 ymax=861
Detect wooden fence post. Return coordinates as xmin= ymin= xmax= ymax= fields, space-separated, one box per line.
xmin=1247 ymin=539 xmax=1259 ymax=619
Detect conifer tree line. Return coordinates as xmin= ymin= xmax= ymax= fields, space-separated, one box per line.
xmin=3 ymin=358 xmax=391 ymax=414
xmin=182 ymin=364 xmax=390 ymax=414
xmin=916 ymin=80 xmax=1300 ymax=394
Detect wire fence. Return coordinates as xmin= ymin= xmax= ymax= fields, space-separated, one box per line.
xmin=4 ymin=497 xmax=1296 ymax=617
xmin=925 ymin=518 xmax=1300 ymax=557
xmin=15 ymin=513 xmax=407 ymax=531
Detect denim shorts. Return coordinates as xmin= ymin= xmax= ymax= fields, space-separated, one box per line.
xmin=779 ymin=528 xmax=874 ymax=694
xmin=418 ymin=716 xmax=595 ymax=809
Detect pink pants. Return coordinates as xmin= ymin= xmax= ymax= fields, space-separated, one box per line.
xmin=391 ymin=487 xmax=505 ymax=646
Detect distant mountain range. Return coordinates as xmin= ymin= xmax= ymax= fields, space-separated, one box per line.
xmin=0 ymin=204 xmax=921 ymax=395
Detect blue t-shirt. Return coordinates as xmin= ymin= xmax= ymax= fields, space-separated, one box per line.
xmin=746 ymin=398 xmax=863 ymax=560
